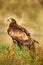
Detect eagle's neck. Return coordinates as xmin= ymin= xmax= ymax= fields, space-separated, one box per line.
xmin=9 ymin=22 xmax=17 ymax=28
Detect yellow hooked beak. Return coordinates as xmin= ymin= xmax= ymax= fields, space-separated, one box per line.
xmin=7 ymin=18 xmax=12 ymax=22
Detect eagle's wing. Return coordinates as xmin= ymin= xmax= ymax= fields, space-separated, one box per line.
xmin=7 ymin=27 xmax=29 ymax=41
xmin=8 ymin=22 xmax=30 ymax=37
xmin=15 ymin=24 xmax=30 ymax=37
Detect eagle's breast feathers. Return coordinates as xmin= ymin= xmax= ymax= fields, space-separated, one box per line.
xmin=8 ymin=28 xmax=29 ymax=41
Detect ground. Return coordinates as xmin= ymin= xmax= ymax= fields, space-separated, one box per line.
xmin=0 ymin=43 xmax=43 ymax=65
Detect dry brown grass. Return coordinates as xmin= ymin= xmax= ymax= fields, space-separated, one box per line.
xmin=0 ymin=43 xmax=43 ymax=65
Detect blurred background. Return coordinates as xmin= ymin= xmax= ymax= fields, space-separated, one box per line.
xmin=0 ymin=0 xmax=43 ymax=47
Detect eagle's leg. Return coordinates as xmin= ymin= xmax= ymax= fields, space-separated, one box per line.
xmin=17 ymin=41 xmax=22 ymax=49
xmin=28 ymin=39 xmax=36 ymax=51
xmin=12 ymin=38 xmax=17 ymax=44
xmin=30 ymin=44 xmax=35 ymax=52
xmin=13 ymin=40 xmax=17 ymax=44
xmin=26 ymin=44 xmax=35 ymax=52
xmin=12 ymin=38 xmax=22 ymax=49
xmin=25 ymin=41 xmax=35 ymax=51
xmin=26 ymin=45 xmax=30 ymax=50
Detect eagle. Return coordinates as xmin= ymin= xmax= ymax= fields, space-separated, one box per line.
xmin=7 ymin=18 xmax=39 ymax=50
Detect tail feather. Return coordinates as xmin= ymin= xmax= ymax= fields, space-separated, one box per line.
xmin=33 ymin=40 xmax=39 ymax=44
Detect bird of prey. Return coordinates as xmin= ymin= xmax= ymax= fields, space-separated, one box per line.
xmin=7 ymin=18 xmax=39 ymax=50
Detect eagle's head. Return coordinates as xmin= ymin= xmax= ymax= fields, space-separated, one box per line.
xmin=7 ymin=18 xmax=17 ymax=24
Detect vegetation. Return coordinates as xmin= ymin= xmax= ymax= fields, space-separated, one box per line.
xmin=0 ymin=0 xmax=42 ymax=19
xmin=0 ymin=43 xmax=43 ymax=65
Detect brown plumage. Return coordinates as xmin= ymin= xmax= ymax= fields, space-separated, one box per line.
xmin=7 ymin=18 xmax=39 ymax=51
